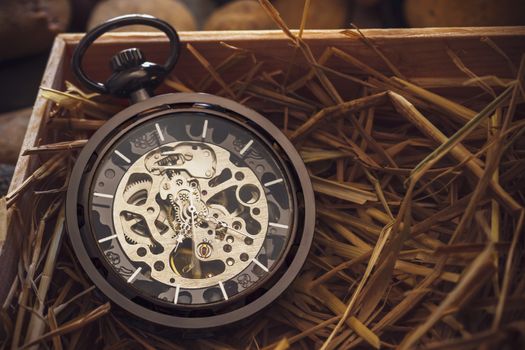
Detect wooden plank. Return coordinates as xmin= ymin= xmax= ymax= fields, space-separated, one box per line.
xmin=57 ymin=27 xmax=525 ymax=96
xmin=0 ymin=37 xmax=66 ymax=301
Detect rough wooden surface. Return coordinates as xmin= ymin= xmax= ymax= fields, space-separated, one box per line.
xmin=59 ymin=27 xmax=525 ymax=89
xmin=0 ymin=36 xmax=66 ymax=303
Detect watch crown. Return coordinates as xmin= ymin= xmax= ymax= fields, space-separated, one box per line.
xmin=111 ymin=48 xmax=145 ymax=72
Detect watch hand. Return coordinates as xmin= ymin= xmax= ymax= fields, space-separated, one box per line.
xmin=188 ymin=192 xmax=195 ymax=209
xmin=223 ymin=223 xmax=250 ymax=238
xmin=204 ymin=216 xmax=251 ymax=238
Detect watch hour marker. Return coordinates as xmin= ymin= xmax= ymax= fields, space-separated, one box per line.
xmin=174 ymin=285 xmax=180 ymax=304
xmin=155 ymin=123 xmax=165 ymax=142
xmin=239 ymin=139 xmax=254 ymax=155
xmin=114 ymin=150 xmax=131 ymax=164
xmin=201 ymin=119 xmax=208 ymax=138
xmin=218 ymin=281 xmax=229 ymax=300
xmin=93 ymin=192 xmax=114 ymax=199
xmin=127 ymin=267 xmax=142 ymax=283
xmin=264 ymin=178 xmax=284 ymax=187
xmin=269 ymin=222 xmax=289 ymax=229
xmin=252 ymin=258 xmax=269 ymax=272
xmin=97 ymin=234 xmax=117 ymax=243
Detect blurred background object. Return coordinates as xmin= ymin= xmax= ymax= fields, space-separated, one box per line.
xmin=180 ymin=0 xmax=217 ymax=28
xmin=0 ymin=108 xmax=31 ymax=165
xmin=88 ymin=0 xmax=198 ymax=31
xmin=273 ymin=0 xmax=352 ymax=29
xmin=204 ymin=0 xmax=275 ymax=30
xmin=404 ymin=0 xmax=525 ymax=28
xmin=0 ymin=0 xmax=71 ymax=63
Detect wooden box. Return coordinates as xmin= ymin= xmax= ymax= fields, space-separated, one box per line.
xmin=2 ymin=26 xmax=524 ymax=308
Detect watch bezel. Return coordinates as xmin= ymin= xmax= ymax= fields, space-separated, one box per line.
xmin=66 ymin=93 xmax=315 ymax=329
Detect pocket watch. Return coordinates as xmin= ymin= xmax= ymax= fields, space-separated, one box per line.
xmin=66 ymin=14 xmax=315 ymax=330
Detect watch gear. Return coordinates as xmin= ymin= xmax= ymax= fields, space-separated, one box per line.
xmin=113 ymin=141 xmax=269 ymax=289
xmin=120 ymin=178 xmax=166 ymax=247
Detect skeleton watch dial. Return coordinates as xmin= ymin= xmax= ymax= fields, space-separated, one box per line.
xmin=85 ymin=110 xmax=297 ymax=307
